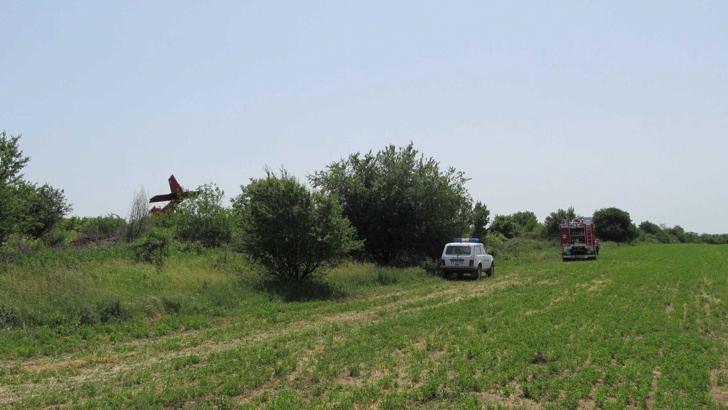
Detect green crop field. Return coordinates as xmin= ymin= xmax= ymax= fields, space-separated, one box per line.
xmin=1 ymin=243 xmax=727 ymax=409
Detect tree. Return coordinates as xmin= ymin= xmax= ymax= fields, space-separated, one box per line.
xmin=0 ymin=131 xmax=29 ymax=186
xmin=233 ymin=168 xmax=361 ymax=282
xmin=637 ymin=220 xmax=676 ymax=243
xmin=15 ymin=182 xmax=72 ymax=239
xmin=309 ymin=143 xmax=472 ymax=266
xmin=0 ymin=132 xmax=30 ymax=244
xmin=638 ymin=220 xmax=662 ymax=236
xmin=511 ymin=211 xmax=541 ymax=236
xmin=470 ymin=201 xmax=490 ymax=240
xmin=489 ymin=215 xmax=517 ymax=239
xmin=667 ymin=225 xmax=687 ymax=243
xmin=542 ymin=207 xmax=576 ymax=239
xmin=592 ymin=207 xmax=638 ymax=242
xmin=169 ymin=183 xmax=233 ymax=247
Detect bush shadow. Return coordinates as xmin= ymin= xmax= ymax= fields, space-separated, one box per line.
xmin=254 ymin=279 xmax=348 ymax=302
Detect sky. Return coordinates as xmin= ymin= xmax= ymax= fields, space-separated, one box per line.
xmin=1 ymin=1 xmax=726 ymax=234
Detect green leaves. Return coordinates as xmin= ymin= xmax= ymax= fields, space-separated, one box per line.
xmin=309 ymin=142 xmax=472 ymax=266
xmin=593 ymin=207 xmax=639 ymax=243
xmin=169 ymin=183 xmax=233 ymax=248
xmin=0 ymin=131 xmax=29 ymax=186
xmin=0 ymin=132 xmax=71 ymax=245
xmin=233 ymin=168 xmax=362 ymax=282
xmin=543 ymin=206 xmax=576 ymax=239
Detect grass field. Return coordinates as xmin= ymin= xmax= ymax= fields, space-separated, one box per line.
xmin=1 ymin=243 xmax=727 ymax=409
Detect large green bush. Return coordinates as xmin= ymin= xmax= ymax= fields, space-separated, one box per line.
xmin=233 ymin=168 xmax=361 ymax=282
xmin=131 ymin=229 xmax=172 ymax=270
xmin=593 ymin=207 xmax=638 ymax=243
xmin=15 ymin=182 xmax=72 ymax=240
xmin=309 ymin=143 xmax=472 ymax=266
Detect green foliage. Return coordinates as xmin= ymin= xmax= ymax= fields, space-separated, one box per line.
xmin=169 ymin=183 xmax=234 ymax=247
xmin=131 ymin=229 xmax=171 ymax=270
xmin=62 ymin=214 xmax=127 ymax=241
xmin=470 ymin=201 xmax=490 ymax=240
xmin=14 ymin=182 xmax=72 ymax=240
xmin=638 ymin=220 xmax=661 ymax=236
xmin=542 ymin=206 xmax=576 ymax=239
xmin=484 ymin=230 xmax=507 ymax=256
xmin=488 ymin=211 xmax=541 ymax=241
xmin=0 ymin=131 xmax=29 ymax=186
xmin=489 ymin=214 xmax=517 ymax=239
xmin=593 ymin=207 xmax=638 ymax=243
xmin=698 ymin=233 xmax=728 ymax=244
xmin=510 ymin=211 xmax=541 ymax=235
xmin=634 ymin=221 xmax=718 ymax=245
xmin=0 ymin=132 xmax=71 ymax=246
xmin=666 ymin=225 xmax=687 ymax=243
xmin=233 ymin=168 xmax=362 ymax=282
xmin=638 ymin=220 xmax=678 ymax=244
xmin=0 ymin=132 xmax=31 ymax=244
xmin=309 ymin=142 xmax=472 ymax=266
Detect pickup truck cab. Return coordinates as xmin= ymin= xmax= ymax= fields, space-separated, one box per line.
xmin=439 ymin=238 xmax=494 ymax=280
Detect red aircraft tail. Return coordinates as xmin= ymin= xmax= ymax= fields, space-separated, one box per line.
xmin=149 ymin=175 xmax=199 ymax=214
xmin=149 ymin=175 xmax=185 ymax=203
xmin=168 ymin=175 xmax=183 ymax=194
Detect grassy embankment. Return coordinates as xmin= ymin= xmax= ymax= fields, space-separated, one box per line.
xmin=1 ymin=243 xmax=727 ymax=409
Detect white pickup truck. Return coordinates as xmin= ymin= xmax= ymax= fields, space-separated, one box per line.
xmin=438 ymin=238 xmax=494 ymax=280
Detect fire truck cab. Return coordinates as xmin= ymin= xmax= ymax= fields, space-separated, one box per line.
xmin=559 ymin=218 xmax=597 ymax=261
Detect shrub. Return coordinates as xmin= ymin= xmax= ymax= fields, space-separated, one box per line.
xmin=233 ymin=168 xmax=362 ymax=282
xmin=593 ymin=207 xmax=638 ymax=243
xmin=309 ymin=143 xmax=472 ymax=266
xmin=131 ymin=229 xmax=171 ymax=270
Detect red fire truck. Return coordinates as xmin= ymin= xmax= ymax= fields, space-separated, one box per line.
xmin=559 ymin=218 xmax=598 ymax=261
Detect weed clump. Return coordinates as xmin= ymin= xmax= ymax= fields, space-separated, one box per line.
xmin=131 ymin=229 xmax=171 ymax=270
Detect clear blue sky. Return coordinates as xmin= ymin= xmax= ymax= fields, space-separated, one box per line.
xmin=2 ymin=1 xmax=726 ymax=234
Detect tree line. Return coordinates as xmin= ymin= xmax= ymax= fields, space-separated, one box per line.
xmin=2 ymin=132 xmax=726 ymax=281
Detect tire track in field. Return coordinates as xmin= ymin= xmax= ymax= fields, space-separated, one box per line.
xmin=0 ymin=277 xmax=521 ymax=406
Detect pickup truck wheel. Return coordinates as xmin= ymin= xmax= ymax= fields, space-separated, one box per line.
xmin=473 ymin=265 xmax=482 ymax=280
xmin=486 ymin=263 xmax=495 ymax=277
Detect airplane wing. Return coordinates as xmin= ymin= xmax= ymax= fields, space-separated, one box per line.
xmin=148 ymin=175 xmax=198 ymax=210
xmin=149 ymin=193 xmax=178 ymax=203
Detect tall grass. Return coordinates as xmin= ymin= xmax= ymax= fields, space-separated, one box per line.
xmin=0 ymin=243 xmax=249 ymax=329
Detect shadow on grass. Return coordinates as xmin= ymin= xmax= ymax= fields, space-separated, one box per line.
xmin=442 ymin=275 xmax=481 ymax=281
xmin=254 ymin=279 xmax=348 ymax=302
